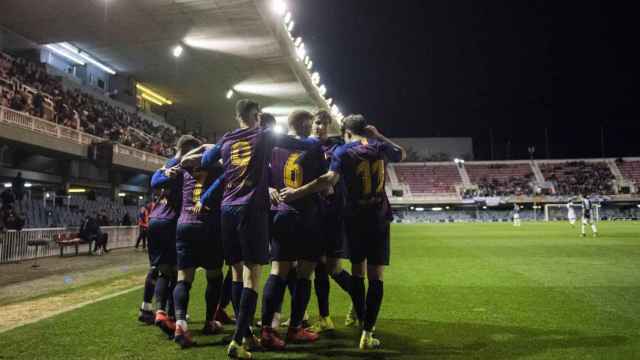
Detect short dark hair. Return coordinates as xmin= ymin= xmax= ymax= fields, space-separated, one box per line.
xmin=314 ymin=110 xmax=332 ymax=125
xmin=288 ymin=110 xmax=313 ymax=130
xmin=176 ymin=135 xmax=201 ymax=152
xmin=341 ymin=114 xmax=367 ymax=136
xmin=259 ymin=113 xmax=276 ymax=128
xmin=235 ymin=99 xmax=260 ymax=120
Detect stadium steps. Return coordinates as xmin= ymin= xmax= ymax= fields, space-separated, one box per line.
xmin=531 ymin=161 xmax=546 ymax=183
xmin=457 ymin=163 xmax=472 ymax=187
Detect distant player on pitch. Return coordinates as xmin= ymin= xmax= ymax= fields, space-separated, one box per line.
xmin=579 ymin=195 xmax=598 ymax=237
xmin=566 ymin=202 xmax=577 ymax=227
xmin=512 ymin=203 xmax=521 ymax=227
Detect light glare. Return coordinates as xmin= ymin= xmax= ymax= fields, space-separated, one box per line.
xmin=172 ymin=45 xmax=184 ymax=58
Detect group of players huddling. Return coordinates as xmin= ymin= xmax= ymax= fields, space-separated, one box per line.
xmin=135 ymin=99 xmax=406 ymax=359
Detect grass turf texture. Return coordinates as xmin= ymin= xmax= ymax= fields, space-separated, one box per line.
xmin=0 ymin=222 xmax=639 ymax=359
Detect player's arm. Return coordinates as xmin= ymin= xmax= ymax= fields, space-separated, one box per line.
xmin=180 ymin=144 xmax=216 ymax=168
xmin=197 ymin=174 xmax=224 ymax=213
xmin=150 ymin=158 xmax=179 ymax=189
xmin=280 ymin=170 xmax=340 ymax=203
xmin=365 ymin=125 xmax=406 ymax=162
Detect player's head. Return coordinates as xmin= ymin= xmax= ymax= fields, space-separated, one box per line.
xmin=288 ymin=110 xmax=313 ymax=138
xmin=341 ymin=114 xmax=368 ymax=143
xmin=235 ymin=99 xmax=261 ymax=128
xmin=259 ymin=112 xmax=276 ymax=129
xmin=313 ymin=110 xmax=332 ymax=140
xmin=175 ymin=134 xmax=201 ymax=155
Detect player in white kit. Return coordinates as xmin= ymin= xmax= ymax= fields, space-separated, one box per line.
xmin=567 ymin=202 xmax=576 ymax=227
xmin=579 ymin=195 xmax=598 ymax=237
xmin=512 ymin=204 xmax=521 ymax=227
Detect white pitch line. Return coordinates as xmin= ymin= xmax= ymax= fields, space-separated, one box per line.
xmin=0 ymin=285 xmax=143 ymax=334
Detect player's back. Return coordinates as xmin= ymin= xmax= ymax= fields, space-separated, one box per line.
xmin=334 ymin=138 xmax=394 ymax=218
xmin=178 ymin=166 xmax=217 ymax=224
xmin=270 ymin=139 xmax=324 ymax=212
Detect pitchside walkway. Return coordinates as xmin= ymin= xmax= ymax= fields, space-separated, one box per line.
xmin=0 ymin=248 xmax=149 ymax=332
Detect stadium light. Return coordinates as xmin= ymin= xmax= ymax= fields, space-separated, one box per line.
xmin=295 ymin=44 xmax=306 ymax=60
xmin=318 ymin=84 xmax=327 ymax=96
xmin=294 ymin=37 xmax=302 ymax=47
xmin=24 ymin=182 xmax=32 ymax=188
xmin=172 ymin=45 xmax=184 ymax=58
xmin=287 ymin=20 xmax=295 ymax=33
xmin=58 ymin=42 xmax=116 ymax=75
xmin=431 ymin=207 xmax=443 ymax=211
xmin=454 ymin=158 xmax=465 ymax=164
xmin=226 ymin=89 xmax=235 ymax=99
xmin=311 ymin=72 xmax=320 ymax=85
xmin=118 ymin=192 xmax=126 ymax=197
xmin=45 ymin=44 xmax=86 ymax=66
xmin=303 ymin=56 xmax=310 ymax=66
xmin=325 ymin=98 xmax=333 ymax=106
xmin=141 ymin=93 xmax=164 ymax=106
xmin=68 ymin=188 xmax=86 ymax=193
xmin=306 ymin=60 xmax=313 ymax=70
xmin=331 ymin=104 xmax=340 ymax=116
xmin=45 ymin=193 xmax=50 ymax=199
xmin=415 ymin=207 xmax=425 ymax=212
xmin=136 ymin=84 xmax=173 ymax=105
xmin=3 ymin=183 xmax=11 ymax=188
xmin=284 ymin=11 xmax=292 ymax=24
xmin=273 ymin=124 xmax=285 ymax=134
xmin=138 ymin=196 xmax=143 ymax=200
xmin=272 ymin=0 xmax=287 ymax=15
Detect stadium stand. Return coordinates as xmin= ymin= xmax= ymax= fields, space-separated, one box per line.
xmin=617 ymin=159 xmax=640 ymax=189
xmin=465 ymin=162 xmax=535 ymax=197
xmin=7 ymin=196 xmax=137 ymax=229
xmin=0 ymin=51 xmax=180 ymax=156
xmin=393 ymin=163 xmax=461 ymax=196
xmin=540 ymin=161 xmax=615 ymax=196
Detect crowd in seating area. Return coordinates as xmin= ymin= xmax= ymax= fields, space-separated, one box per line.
xmin=541 ymin=161 xmax=614 ymax=196
xmin=0 ymin=51 xmax=182 ymax=157
xmin=465 ymin=163 xmax=535 ymax=198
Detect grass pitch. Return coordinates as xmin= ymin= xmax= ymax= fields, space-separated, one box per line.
xmin=0 ymin=222 xmax=639 ymax=359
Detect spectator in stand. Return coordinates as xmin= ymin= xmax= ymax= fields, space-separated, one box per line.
xmin=1 ymin=187 xmax=16 ymax=207
xmin=97 ymin=210 xmax=111 ymax=226
xmin=3 ymin=206 xmax=25 ymax=231
xmin=32 ymin=91 xmax=44 ymax=118
xmin=12 ymin=172 xmax=25 ymax=201
xmin=135 ymin=205 xmax=149 ymax=250
xmin=79 ymin=213 xmax=109 ymax=255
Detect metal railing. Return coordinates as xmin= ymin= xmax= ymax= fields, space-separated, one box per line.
xmin=0 ymin=226 xmax=139 ymax=264
xmin=0 ymin=105 xmax=168 ymax=167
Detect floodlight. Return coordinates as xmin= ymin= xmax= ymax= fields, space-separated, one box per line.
xmin=172 ymin=45 xmax=184 ymax=58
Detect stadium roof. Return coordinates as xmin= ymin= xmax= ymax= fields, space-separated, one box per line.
xmin=0 ymin=0 xmax=330 ymax=134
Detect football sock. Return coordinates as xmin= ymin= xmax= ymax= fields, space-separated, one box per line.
xmin=592 ymin=224 xmax=597 ymax=234
xmin=352 ymin=276 xmax=366 ymax=322
xmin=261 ymin=274 xmax=287 ymax=328
xmin=286 ymin=267 xmax=298 ymax=298
xmin=176 ymin=320 xmax=188 ymax=331
xmin=167 ymin=278 xmax=176 ymax=318
xmin=231 ymin=281 xmax=244 ymax=318
xmin=173 ymin=280 xmax=191 ymax=322
xmin=364 ymin=279 xmax=384 ymax=331
xmin=219 ymin=269 xmax=233 ymax=309
xmin=314 ymin=263 xmax=330 ymax=317
xmin=205 ymin=274 xmax=223 ymax=322
xmin=143 ymin=268 xmax=158 ymax=305
xmin=331 ymin=270 xmax=352 ymax=295
xmin=233 ymin=288 xmax=258 ymax=343
xmin=154 ymin=274 xmax=170 ymax=313
xmin=290 ymin=278 xmax=312 ymax=328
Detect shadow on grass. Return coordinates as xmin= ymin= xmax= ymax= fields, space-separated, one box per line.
xmin=227 ymin=319 xmax=630 ymax=360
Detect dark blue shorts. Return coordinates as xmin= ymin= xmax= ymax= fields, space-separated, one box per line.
xmin=148 ymin=218 xmax=177 ymax=267
xmin=320 ymin=212 xmax=347 ymax=259
xmin=176 ymin=222 xmax=223 ymax=270
xmin=271 ymin=209 xmax=322 ymax=262
xmin=221 ymin=205 xmax=270 ymax=265
xmin=344 ymin=210 xmax=390 ymax=266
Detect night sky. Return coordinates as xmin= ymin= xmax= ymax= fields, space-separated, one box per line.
xmin=290 ymin=1 xmax=639 ymax=160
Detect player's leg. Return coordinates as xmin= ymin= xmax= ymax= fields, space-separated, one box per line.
xmin=359 ymin=220 xmax=390 ymax=350
xmin=345 ymin=216 xmax=367 ymax=327
xmin=173 ymin=267 xmax=195 ymax=348
xmin=201 ymin=217 xmax=225 ymax=335
xmin=227 ymin=205 xmax=268 ymax=359
xmin=203 ymin=268 xmax=224 ymax=334
xmin=581 ymin=217 xmax=587 ymax=236
xmin=260 ymin=260 xmax=290 ymax=350
xmin=138 ymin=266 xmax=157 ymax=324
xmin=287 ymin=259 xmax=320 ymax=343
xmin=313 ymin=257 xmax=331 ymax=324
xmin=590 ymin=218 xmax=598 ymax=236
xmin=215 ymin=267 xmax=235 ymax=325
